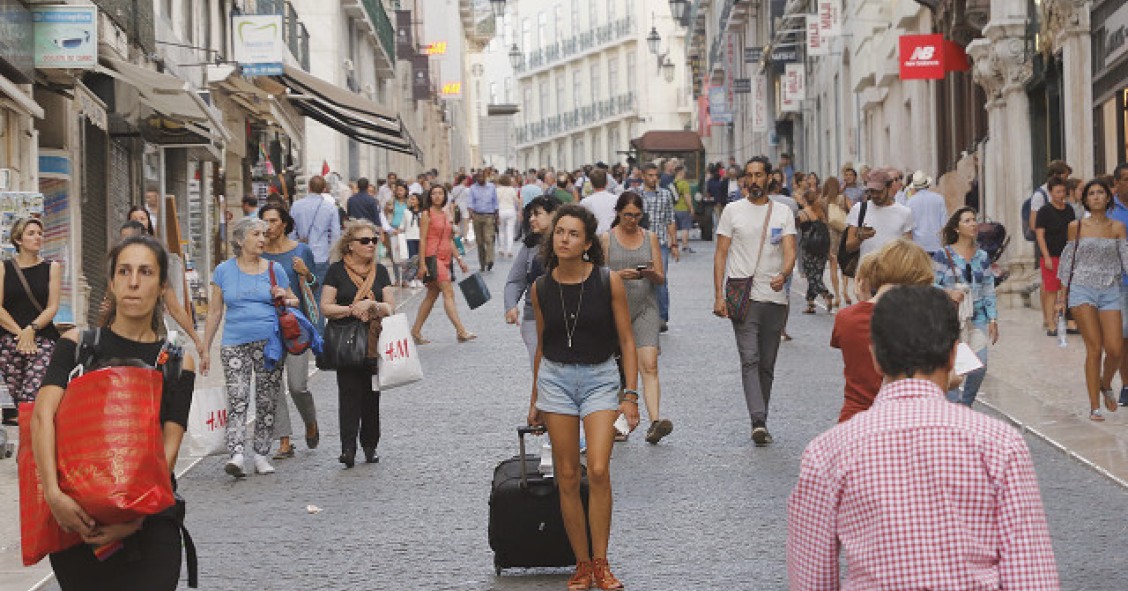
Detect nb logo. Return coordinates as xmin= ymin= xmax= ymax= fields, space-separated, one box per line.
xmin=909 ymin=46 xmax=936 ymax=61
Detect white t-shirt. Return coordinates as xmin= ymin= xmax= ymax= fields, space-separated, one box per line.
xmin=716 ymin=199 xmax=797 ymax=305
xmin=582 ymin=190 xmax=619 ymax=235
xmin=497 ymin=186 xmax=519 ymax=213
xmin=905 ymin=189 xmax=947 ymax=253
xmin=846 ymin=201 xmax=915 ymax=260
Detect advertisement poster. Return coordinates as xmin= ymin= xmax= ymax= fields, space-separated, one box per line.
xmin=32 ymin=5 xmax=97 ymax=69
xmin=709 ymin=86 xmax=732 ymax=124
xmin=781 ymin=63 xmax=805 ymax=112
xmin=751 ymin=75 xmax=768 ymax=132
xmin=818 ymin=0 xmax=842 ymax=37
xmin=807 ymin=15 xmax=827 ymax=56
xmin=232 ymin=15 xmax=284 ymax=76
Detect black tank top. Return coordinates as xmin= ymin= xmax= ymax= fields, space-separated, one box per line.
xmin=3 ymin=260 xmax=60 ymax=339
xmin=538 ymin=266 xmax=616 ymax=365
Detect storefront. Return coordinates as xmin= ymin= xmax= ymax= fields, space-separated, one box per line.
xmin=1094 ymin=0 xmax=1128 ymax=174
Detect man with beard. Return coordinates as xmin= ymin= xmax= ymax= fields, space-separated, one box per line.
xmin=845 ymin=169 xmax=914 ymax=260
xmin=713 ymin=156 xmax=797 ymax=445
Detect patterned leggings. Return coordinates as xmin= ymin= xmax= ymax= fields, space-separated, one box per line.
xmin=801 ymin=252 xmax=831 ymax=302
xmin=0 ymin=334 xmax=56 ymax=404
xmin=221 ymin=340 xmax=284 ymax=457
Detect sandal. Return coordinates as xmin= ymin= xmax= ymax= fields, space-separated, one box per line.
xmin=567 ymin=560 xmax=593 ymax=591
xmin=273 ymin=446 xmax=295 ymax=460
xmin=412 ymin=332 xmax=431 ymax=345
xmin=1102 ymin=388 xmax=1119 ymax=412
xmin=456 ymin=331 xmax=477 ymax=343
xmin=1090 ymin=409 xmax=1105 ymax=422
xmin=802 ymin=303 xmax=816 ymax=314
xmin=591 ymin=558 xmax=624 ymax=590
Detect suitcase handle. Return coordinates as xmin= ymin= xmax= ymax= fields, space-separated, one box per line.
xmin=517 ymin=425 xmax=546 ymax=489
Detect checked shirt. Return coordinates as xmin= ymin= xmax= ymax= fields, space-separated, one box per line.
xmin=639 ymin=186 xmax=676 ymax=248
xmin=787 ymin=379 xmax=1059 ymax=591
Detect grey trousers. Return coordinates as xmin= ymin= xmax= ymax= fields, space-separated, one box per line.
xmin=274 ymin=350 xmax=318 ymax=439
xmin=731 ymin=301 xmax=788 ymax=425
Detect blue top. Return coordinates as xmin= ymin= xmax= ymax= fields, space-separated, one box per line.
xmin=468 ymin=182 xmax=499 ymax=214
xmin=932 ymin=246 xmax=998 ymax=326
xmin=212 ymin=258 xmax=290 ymax=346
xmin=391 ymin=200 xmax=406 ymax=228
xmin=289 ymin=194 xmax=341 ymax=263
xmin=262 ymin=243 xmax=316 ymax=309
xmin=1108 ymin=195 xmax=1128 ymax=286
xmin=520 ymin=184 xmax=543 ymax=206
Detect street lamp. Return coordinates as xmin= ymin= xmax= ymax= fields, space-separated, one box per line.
xmin=490 ymin=0 xmax=506 ymax=19
xmin=508 ymin=43 xmax=523 ymax=69
xmin=646 ymin=27 xmax=661 ymax=55
xmin=668 ymin=0 xmax=687 ymax=21
xmin=661 ymin=56 xmax=675 ymax=82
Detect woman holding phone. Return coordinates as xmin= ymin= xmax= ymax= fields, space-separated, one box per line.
xmin=600 ymin=192 xmax=672 ymax=444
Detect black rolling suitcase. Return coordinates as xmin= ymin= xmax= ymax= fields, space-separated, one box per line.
xmin=489 ymin=426 xmax=589 ymax=575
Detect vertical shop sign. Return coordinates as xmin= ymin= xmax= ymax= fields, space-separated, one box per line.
xmin=818 ymin=0 xmax=841 ymax=37
xmin=806 ymin=15 xmax=827 ymax=56
xmin=751 ymin=75 xmax=768 ymax=132
xmin=411 ymin=53 xmax=431 ymax=101
xmin=781 ymin=63 xmax=805 ymax=112
xmin=395 ymin=11 xmax=414 ymax=59
xmin=709 ymin=86 xmax=732 ymax=124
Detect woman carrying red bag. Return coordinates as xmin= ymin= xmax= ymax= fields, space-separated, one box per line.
xmin=31 ymin=235 xmax=197 ymax=590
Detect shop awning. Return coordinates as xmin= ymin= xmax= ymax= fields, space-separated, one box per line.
xmin=273 ymin=64 xmax=419 ymax=157
xmin=98 ymin=58 xmax=231 ymax=145
xmin=0 ymin=75 xmax=44 ymax=119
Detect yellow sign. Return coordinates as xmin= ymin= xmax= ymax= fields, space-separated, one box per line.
xmin=441 ymin=82 xmax=461 ymax=95
xmin=424 ymin=42 xmax=447 ymax=55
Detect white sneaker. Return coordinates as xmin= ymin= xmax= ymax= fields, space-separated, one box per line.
xmin=224 ymin=454 xmax=246 ymax=478
xmin=253 ymin=454 xmax=275 ymax=475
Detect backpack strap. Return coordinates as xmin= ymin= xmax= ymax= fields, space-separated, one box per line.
xmin=71 ymin=328 xmax=102 ymax=378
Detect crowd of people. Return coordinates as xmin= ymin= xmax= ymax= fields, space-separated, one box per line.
xmin=7 ymin=147 xmax=1122 ymax=590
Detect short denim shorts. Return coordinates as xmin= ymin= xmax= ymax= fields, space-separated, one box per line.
xmin=536 ymin=358 xmax=621 ymax=418
xmin=1069 ymin=283 xmax=1121 ymax=312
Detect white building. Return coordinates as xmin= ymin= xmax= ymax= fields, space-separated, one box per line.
xmin=508 ymin=0 xmax=693 ymax=170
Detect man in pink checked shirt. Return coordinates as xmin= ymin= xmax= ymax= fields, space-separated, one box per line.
xmin=787 ymin=285 xmax=1059 ymax=591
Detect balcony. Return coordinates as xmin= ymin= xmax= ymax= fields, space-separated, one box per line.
xmin=461 ymin=0 xmax=499 ymax=51
xmin=515 ymin=92 xmax=638 ymax=148
xmin=515 ymin=18 xmax=637 ymax=76
xmin=343 ymin=0 xmax=395 ymax=73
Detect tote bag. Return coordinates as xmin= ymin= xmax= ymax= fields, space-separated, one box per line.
xmin=377 ymin=314 xmax=423 ymax=390
xmin=184 ymin=386 xmax=227 ymax=457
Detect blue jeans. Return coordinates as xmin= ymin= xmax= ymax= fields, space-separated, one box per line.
xmin=947 ymin=345 xmax=988 ymax=406
xmin=657 ymin=245 xmax=670 ymax=322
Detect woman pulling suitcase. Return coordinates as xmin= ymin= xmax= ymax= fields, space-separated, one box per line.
xmin=527 ymin=205 xmax=640 ymax=590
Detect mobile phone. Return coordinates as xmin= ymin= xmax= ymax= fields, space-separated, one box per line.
xmin=635 ymin=263 xmax=650 ymax=271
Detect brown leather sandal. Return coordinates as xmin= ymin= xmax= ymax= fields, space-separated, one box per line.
xmin=567 ymin=560 xmax=593 ymax=590
xmin=591 ymin=558 xmax=623 ymax=590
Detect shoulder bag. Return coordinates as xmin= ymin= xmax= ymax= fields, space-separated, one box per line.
xmin=317 ymin=263 xmax=380 ymax=371
xmin=724 ymin=201 xmax=773 ymax=323
xmin=268 ymin=264 xmax=312 ymax=355
xmin=838 ymin=201 xmax=868 ymax=278
xmin=826 ymin=196 xmax=848 ymax=233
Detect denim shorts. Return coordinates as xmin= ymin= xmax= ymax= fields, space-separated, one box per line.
xmin=536 ymin=358 xmax=621 ymax=418
xmin=1069 ymin=283 xmax=1122 ymax=312
xmin=675 ymin=210 xmax=694 ymax=231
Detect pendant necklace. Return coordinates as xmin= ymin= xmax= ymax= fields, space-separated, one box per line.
xmin=558 ymin=274 xmax=585 ymax=348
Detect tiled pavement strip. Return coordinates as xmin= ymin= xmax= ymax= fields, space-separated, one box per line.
xmin=0 ymin=286 xmax=423 ymax=591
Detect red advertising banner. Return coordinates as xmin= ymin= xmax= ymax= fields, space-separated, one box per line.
xmin=899 ymin=34 xmax=969 ymax=80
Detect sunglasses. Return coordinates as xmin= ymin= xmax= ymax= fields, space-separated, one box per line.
xmin=621 ymin=212 xmax=643 ymax=219
xmin=353 ymin=237 xmax=378 ymax=245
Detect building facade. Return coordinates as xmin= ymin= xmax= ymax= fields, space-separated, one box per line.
xmin=510 ymin=0 xmax=692 ymax=171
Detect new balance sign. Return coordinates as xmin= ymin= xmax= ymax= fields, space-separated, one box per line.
xmin=899 ymin=34 xmax=969 ymax=80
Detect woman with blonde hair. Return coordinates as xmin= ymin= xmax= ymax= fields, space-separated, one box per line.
xmin=321 ymin=219 xmax=396 ymax=466
xmin=830 ymin=239 xmax=935 ymax=422
xmin=496 ymin=174 xmax=521 ymax=259
xmin=821 ymin=176 xmax=851 ymax=309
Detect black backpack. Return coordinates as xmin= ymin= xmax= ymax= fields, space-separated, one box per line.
xmin=801 ymin=220 xmax=831 ymax=258
xmin=1021 ymin=187 xmax=1047 ymax=242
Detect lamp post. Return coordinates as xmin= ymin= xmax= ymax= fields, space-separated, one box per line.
xmin=668 ymin=0 xmax=687 ymax=21
xmin=647 ymin=25 xmax=675 ymax=82
xmin=508 ymin=43 xmax=523 ymax=69
xmin=490 ymin=0 xmax=506 ymax=19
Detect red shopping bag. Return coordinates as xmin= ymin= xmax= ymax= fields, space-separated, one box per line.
xmin=53 ymin=366 xmax=175 ymax=524
xmin=18 ymin=402 xmax=83 ymax=566
xmin=18 ymin=366 xmax=175 ymax=566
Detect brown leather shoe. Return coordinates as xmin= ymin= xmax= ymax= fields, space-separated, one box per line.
xmin=591 ymin=558 xmax=623 ymax=590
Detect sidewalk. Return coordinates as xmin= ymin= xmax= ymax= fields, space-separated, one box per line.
xmin=979 ymin=304 xmax=1128 ymax=486
xmin=0 ymin=283 xmax=422 ymax=590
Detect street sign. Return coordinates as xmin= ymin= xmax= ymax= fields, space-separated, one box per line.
xmin=733 ymin=78 xmax=752 ymax=94
xmin=744 ymin=47 xmax=763 ymax=63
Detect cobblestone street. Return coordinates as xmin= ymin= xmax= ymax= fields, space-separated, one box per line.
xmin=25 ymin=241 xmax=1128 ymax=590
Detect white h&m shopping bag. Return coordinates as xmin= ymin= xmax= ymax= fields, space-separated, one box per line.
xmin=378 ymin=313 xmax=423 ymax=390
xmin=184 ymin=386 xmax=227 ymax=456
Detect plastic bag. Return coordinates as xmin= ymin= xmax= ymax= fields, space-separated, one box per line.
xmin=377 ymin=314 xmax=423 ymax=390
xmin=184 ymin=385 xmax=227 ymax=457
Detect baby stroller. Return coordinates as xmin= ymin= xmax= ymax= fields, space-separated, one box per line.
xmin=977 ymin=220 xmax=1011 ymax=285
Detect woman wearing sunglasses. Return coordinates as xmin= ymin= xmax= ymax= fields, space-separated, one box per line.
xmin=933 ymin=207 xmax=998 ymax=406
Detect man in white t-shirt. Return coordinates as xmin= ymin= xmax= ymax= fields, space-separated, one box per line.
xmin=845 ymin=169 xmax=914 ymax=260
xmin=714 ymin=156 xmax=797 ymax=446
xmin=580 ymin=168 xmax=618 ymax=234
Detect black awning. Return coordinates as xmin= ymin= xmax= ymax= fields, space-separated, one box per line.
xmin=291 ymin=100 xmax=414 ymax=155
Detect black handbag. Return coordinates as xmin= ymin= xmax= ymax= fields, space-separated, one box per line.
xmin=316 ymin=318 xmax=369 ymax=370
xmin=838 ymin=201 xmax=868 ymax=278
